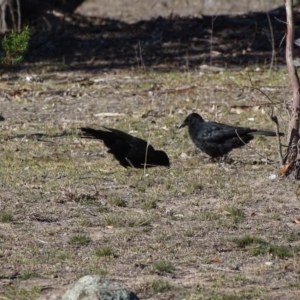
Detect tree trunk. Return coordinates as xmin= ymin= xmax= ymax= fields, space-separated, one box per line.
xmin=281 ymin=0 xmax=300 ymax=178
xmin=0 ymin=0 xmax=20 ymax=32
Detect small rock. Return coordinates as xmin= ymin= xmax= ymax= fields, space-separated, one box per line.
xmin=268 ymin=174 xmax=277 ymax=180
xmin=38 ymin=276 xmax=139 ymax=300
xmin=180 ymin=153 xmax=188 ymax=159
xmin=62 ymin=276 xmax=139 ymax=300
xmin=25 ymin=75 xmax=43 ymax=83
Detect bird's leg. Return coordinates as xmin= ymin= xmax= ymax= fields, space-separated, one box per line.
xmin=223 ymin=153 xmax=232 ymax=163
xmin=216 ymin=155 xmax=227 ymax=165
xmin=218 ymin=153 xmax=234 ymax=164
xmin=217 ymin=155 xmax=231 ymax=171
xmin=217 ymin=156 xmax=223 ymax=166
xmin=125 ymin=157 xmax=135 ymax=168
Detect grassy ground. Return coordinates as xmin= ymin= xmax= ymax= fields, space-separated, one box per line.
xmin=0 ymin=67 xmax=300 ymax=299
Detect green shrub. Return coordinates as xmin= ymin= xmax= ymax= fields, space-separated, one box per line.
xmin=1 ymin=26 xmax=30 ymax=66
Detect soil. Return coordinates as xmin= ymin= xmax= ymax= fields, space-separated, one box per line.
xmin=1 ymin=1 xmax=300 ymax=300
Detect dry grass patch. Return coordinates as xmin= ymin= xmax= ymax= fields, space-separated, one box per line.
xmin=3 ymin=286 xmax=41 ymax=300
xmin=99 ymin=211 xmax=154 ymax=228
xmin=1 ymin=67 xmax=299 ymax=299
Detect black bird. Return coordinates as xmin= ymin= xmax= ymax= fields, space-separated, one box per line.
xmin=80 ymin=127 xmax=170 ymax=168
xmin=178 ymin=113 xmax=284 ymax=158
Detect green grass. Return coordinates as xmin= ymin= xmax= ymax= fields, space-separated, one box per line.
xmin=198 ymin=211 xmax=220 ymax=221
xmin=57 ymin=251 xmax=70 ymax=261
xmin=233 ymin=235 xmax=294 ymax=258
xmin=99 ymin=212 xmax=153 ymax=228
xmin=95 ymin=246 xmax=115 ymax=258
xmin=269 ymin=245 xmax=292 ymax=259
xmin=286 ymin=231 xmax=299 ymax=242
xmin=20 ymin=271 xmax=40 ymax=280
xmin=185 ymin=287 xmax=263 ymax=300
xmin=226 ymin=206 xmax=245 ymax=224
xmin=3 ymin=286 xmax=41 ymax=300
xmin=69 ymin=234 xmax=92 ymax=246
xmin=269 ymin=212 xmax=281 ymax=220
xmin=0 ymin=211 xmax=13 ymax=222
xmin=184 ymin=180 xmax=203 ymax=194
xmin=97 ymin=204 xmax=111 ymax=213
xmin=233 ymin=235 xmax=267 ymax=248
xmin=81 ymin=267 xmax=108 ymax=277
xmin=153 ymin=260 xmax=175 ymax=273
xmin=142 ymin=197 xmax=158 ymax=210
xmin=107 ymin=194 xmax=127 ymax=207
xmin=183 ymin=229 xmax=196 ymax=237
xmin=151 ymin=279 xmax=171 ymax=293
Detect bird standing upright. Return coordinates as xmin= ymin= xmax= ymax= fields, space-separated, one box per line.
xmin=80 ymin=127 xmax=170 ymax=168
xmin=178 ymin=113 xmax=283 ymax=159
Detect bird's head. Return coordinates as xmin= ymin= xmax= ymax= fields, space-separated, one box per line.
xmin=177 ymin=113 xmax=204 ymax=128
xmin=156 ymin=151 xmax=170 ymax=167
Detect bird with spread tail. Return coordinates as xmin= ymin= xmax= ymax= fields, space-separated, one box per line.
xmin=178 ymin=113 xmax=284 ymax=159
xmin=80 ymin=127 xmax=170 ymax=168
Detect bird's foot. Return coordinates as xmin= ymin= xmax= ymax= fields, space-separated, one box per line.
xmin=216 ymin=155 xmax=235 ymax=171
xmin=221 ymin=154 xmax=234 ymax=164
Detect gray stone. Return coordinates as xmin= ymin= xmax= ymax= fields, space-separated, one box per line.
xmin=62 ymin=276 xmax=139 ymax=300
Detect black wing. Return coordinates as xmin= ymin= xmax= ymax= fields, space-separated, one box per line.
xmin=196 ymin=122 xmax=253 ymax=143
xmin=80 ymin=127 xmax=157 ymax=168
xmin=103 ymin=127 xmax=153 ymax=150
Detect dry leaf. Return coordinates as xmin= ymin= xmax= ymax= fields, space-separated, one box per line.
xmin=294 ymin=219 xmax=300 ymax=224
xmin=278 ymin=163 xmax=291 ymax=176
xmin=106 ymin=225 xmax=114 ymax=229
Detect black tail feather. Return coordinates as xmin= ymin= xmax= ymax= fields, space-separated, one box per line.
xmin=250 ymin=130 xmax=284 ymax=137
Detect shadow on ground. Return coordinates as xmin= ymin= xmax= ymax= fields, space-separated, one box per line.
xmin=13 ymin=6 xmax=300 ymax=71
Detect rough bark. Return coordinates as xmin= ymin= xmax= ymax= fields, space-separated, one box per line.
xmin=0 ymin=0 xmax=20 ymax=32
xmin=281 ymin=0 xmax=300 ymax=177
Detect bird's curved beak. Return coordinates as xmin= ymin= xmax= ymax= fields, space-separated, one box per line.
xmin=176 ymin=122 xmax=187 ymax=129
